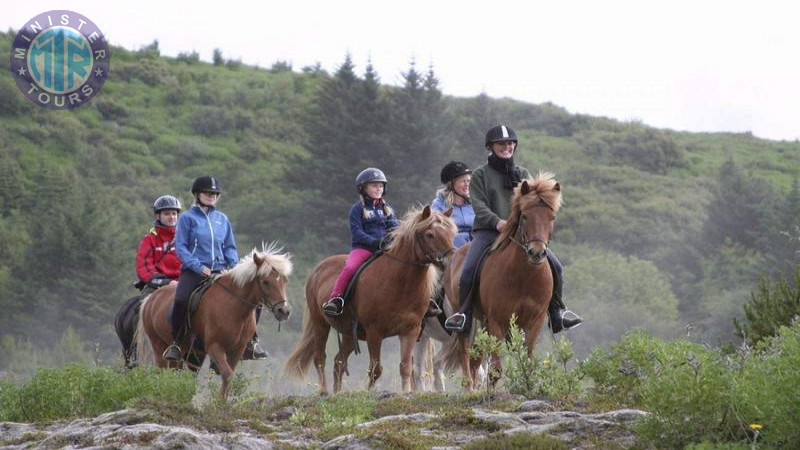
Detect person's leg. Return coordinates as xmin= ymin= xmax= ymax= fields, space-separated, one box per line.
xmin=244 ymin=306 xmax=268 ymax=359
xmin=546 ymin=250 xmax=583 ymax=333
xmin=323 ymin=248 xmax=374 ymax=316
xmin=445 ymin=230 xmax=497 ymax=332
xmin=164 ymin=269 xmax=205 ymax=360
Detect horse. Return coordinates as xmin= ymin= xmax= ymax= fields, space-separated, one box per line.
xmin=135 ymin=243 xmax=293 ymax=399
xmin=440 ymin=172 xmax=562 ymax=390
xmin=285 ymin=205 xmax=456 ymax=395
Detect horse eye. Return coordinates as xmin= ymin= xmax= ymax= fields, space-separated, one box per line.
xmin=426 ymin=231 xmax=434 ymax=238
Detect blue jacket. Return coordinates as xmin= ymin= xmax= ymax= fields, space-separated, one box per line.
xmin=349 ymin=200 xmax=399 ymax=251
xmin=432 ymin=195 xmax=474 ymax=248
xmin=175 ymin=205 xmax=239 ymax=274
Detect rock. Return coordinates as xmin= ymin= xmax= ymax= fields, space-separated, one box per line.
xmin=471 ymin=409 xmax=527 ymax=428
xmin=590 ymin=408 xmax=649 ymax=423
xmin=91 ymin=409 xmax=148 ymax=426
xmin=356 ymin=412 xmax=435 ymax=428
xmin=516 ymin=399 xmax=553 ymax=412
xmin=0 ymin=422 xmax=38 ymax=442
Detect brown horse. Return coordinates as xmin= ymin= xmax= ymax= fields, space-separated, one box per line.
xmin=441 ymin=172 xmax=562 ymax=390
xmin=285 ymin=205 xmax=456 ymax=394
xmin=136 ymin=244 xmax=292 ymax=398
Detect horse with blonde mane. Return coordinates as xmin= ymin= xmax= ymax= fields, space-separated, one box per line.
xmin=441 ymin=172 xmax=562 ymax=389
xmin=285 ymin=205 xmax=456 ymax=394
xmin=136 ymin=243 xmax=292 ymax=399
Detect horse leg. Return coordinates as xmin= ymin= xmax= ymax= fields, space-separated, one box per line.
xmin=432 ymin=347 xmax=447 ymax=392
xmin=458 ymin=337 xmax=474 ymax=391
xmin=412 ymin=335 xmax=431 ymax=392
xmin=366 ymin=330 xmax=383 ymax=390
xmin=207 ymin=344 xmax=234 ymax=400
xmin=399 ymin=328 xmax=421 ymax=394
xmin=332 ymin=334 xmax=355 ymax=394
xmin=485 ymin=320 xmax=505 ymax=387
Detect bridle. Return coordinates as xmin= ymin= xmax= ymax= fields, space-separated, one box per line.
xmin=213 ymin=274 xmax=289 ymax=315
xmin=507 ymin=210 xmax=550 ymax=265
xmin=381 ymin=230 xmax=455 ymax=267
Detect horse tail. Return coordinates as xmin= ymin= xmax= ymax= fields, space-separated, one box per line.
xmin=441 ymin=333 xmax=468 ymax=374
xmin=134 ymin=295 xmax=156 ymax=365
xmin=284 ymin=306 xmax=321 ymax=380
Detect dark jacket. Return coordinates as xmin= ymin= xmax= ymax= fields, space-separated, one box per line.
xmin=349 ymin=199 xmax=399 ymax=251
xmin=470 ymin=163 xmax=532 ymax=231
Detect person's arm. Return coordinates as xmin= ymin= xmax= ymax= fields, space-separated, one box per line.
xmin=221 ymin=214 xmax=239 ymax=268
xmin=470 ymin=170 xmax=501 ymax=231
xmin=135 ymin=234 xmax=156 ymax=282
xmin=175 ymin=214 xmax=203 ymax=274
xmin=430 ymin=195 xmax=446 ymax=213
xmin=350 ymin=204 xmax=380 ymax=248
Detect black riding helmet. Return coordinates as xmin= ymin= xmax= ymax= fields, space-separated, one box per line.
xmin=355 ymin=168 xmax=388 ymax=194
xmin=484 ymin=125 xmax=518 ymax=149
xmin=153 ymin=195 xmax=182 ymax=214
xmin=440 ymin=161 xmax=472 ymax=184
xmin=191 ymin=176 xmax=221 ymax=194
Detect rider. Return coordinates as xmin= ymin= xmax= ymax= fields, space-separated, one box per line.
xmin=136 ymin=195 xmax=182 ymax=295
xmin=322 ymin=168 xmax=399 ymax=317
xmin=432 ymin=161 xmax=474 ymax=248
xmin=163 ymin=176 xmax=266 ymax=361
xmin=443 ymin=125 xmax=584 ymax=333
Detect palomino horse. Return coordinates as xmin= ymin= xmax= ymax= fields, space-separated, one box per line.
xmin=441 ymin=172 xmax=562 ymax=390
xmin=136 ymin=244 xmax=292 ymax=398
xmin=285 ymin=205 xmax=456 ymax=394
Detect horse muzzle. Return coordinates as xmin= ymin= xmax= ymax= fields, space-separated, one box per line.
xmin=525 ymin=246 xmax=548 ymax=265
xmin=267 ymin=299 xmax=292 ymax=321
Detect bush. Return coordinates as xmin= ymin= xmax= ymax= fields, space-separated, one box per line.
xmin=0 ymin=364 xmax=195 ymax=422
xmin=734 ymin=268 xmax=800 ymax=345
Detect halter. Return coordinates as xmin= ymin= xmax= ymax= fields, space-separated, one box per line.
xmin=380 ymin=230 xmax=455 ymax=267
xmin=507 ymin=211 xmax=550 ymax=265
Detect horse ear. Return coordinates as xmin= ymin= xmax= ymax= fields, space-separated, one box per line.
xmin=253 ymin=253 xmax=263 ymax=266
xmin=444 ymin=207 xmax=453 ymax=217
xmin=421 ymin=205 xmax=431 ymax=220
xmin=554 ymin=182 xmax=561 ymax=192
xmin=521 ymin=181 xmax=530 ymax=195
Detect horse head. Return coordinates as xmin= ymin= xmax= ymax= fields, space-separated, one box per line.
xmin=250 ymin=248 xmax=293 ymax=321
xmin=498 ymin=172 xmax=562 ymax=265
xmin=413 ymin=205 xmax=458 ymax=265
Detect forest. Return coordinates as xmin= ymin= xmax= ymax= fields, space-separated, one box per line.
xmin=1 ymin=30 xmax=799 ymax=379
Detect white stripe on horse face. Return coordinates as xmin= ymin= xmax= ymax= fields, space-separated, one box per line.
xmin=501 ymin=125 xmax=509 ymax=138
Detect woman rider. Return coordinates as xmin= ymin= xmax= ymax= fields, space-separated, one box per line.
xmin=443 ymin=125 xmax=583 ymax=333
xmin=162 ymin=176 xmax=267 ymax=361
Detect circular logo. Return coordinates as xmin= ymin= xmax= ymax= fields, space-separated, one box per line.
xmin=9 ymin=10 xmax=110 ymax=110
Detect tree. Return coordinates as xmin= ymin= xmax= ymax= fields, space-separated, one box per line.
xmin=734 ymin=268 xmax=800 ymax=345
xmin=212 ymin=48 xmax=224 ymax=66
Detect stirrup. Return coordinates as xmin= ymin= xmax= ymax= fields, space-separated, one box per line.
xmin=243 ymin=339 xmax=269 ymax=360
xmin=162 ymin=343 xmax=182 ymax=361
xmin=322 ymin=296 xmax=345 ymax=317
xmin=426 ymin=298 xmax=443 ymax=317
xmin=560 ymin=309 xmax=583 ymax=330
xmin=444 ymin=313 xmax=466 ymax=332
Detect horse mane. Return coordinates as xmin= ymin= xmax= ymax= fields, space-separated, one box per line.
xmin=386 ymin=205 xmax=457 ymax=299
xmin=227 ymin=241 xmax=293 ymax=288
xmin=492 ymin=171 xmax=562 ymax=252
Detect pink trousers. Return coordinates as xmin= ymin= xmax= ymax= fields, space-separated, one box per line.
xmin=330 ymin=248 xmax=374 ymax=297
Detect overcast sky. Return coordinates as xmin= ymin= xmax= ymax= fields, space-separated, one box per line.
xmin=7 ymin=1 xmax=799 ymax=141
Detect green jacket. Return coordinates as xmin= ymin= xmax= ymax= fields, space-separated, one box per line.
xmin=470 ymin=163 xmax=532 ymax=231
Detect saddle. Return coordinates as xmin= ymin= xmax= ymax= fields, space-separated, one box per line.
xmin=167 ymin=276 xmax=216 ymax=357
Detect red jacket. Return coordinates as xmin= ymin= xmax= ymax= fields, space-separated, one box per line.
xmin=136 ymin=224 xmax=182 ymax=282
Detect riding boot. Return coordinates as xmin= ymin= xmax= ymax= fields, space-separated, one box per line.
xmin=444 ymin=285 xmax=472 ymax=333
xmin=243 ymin=332 xmax=269 ymax=360
xmin=323 ymin=296 xmax=345 ymax=316
xmin=547 ymin=254 xmax=583 ymax=333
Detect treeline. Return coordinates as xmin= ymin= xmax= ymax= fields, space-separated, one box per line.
xmin=1 ymin=31 xmax=799 ymax=370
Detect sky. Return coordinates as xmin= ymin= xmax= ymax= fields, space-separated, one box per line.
xmin=6 ymin=1 xmax=800 ymax=141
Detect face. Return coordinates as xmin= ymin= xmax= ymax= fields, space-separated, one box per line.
xmin=363 ymin=182 xmax=385 ymax=200
xmin=158 ymin=210 xmax=179 ymax=226
xmin=518 ymin=201 xmax=556 ymax=265
xmin=198 ymin=191 xmax=219 ymax=206
xmin=260 ymin=269 xmax=292 ymax=321
xmin=452 ymin=174 xmax=471 ymax=198
xmin=491 ymin=140 xmax=517 ymax=159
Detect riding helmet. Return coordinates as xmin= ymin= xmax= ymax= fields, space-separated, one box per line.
xmin=153 ymin=195 xmax=182 ymax=214
xmin=440 ymin=161 xmax=472 ymax=184
xmin=484 ymin=125 xmax=518 ymax=148
xmin=191 ymin=176 xmax=221 ymax=194
xmin=355 ymin=168 xmax=388 ymax=188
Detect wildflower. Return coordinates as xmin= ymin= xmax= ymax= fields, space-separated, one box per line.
xmin=750 ymin=423 xmax=763 ymax=430
xmin=543 ymin=360 xmax=551 ymax=365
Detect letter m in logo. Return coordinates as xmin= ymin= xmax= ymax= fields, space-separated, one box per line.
xmin=13 ymin=48 xmax=26 ymax=59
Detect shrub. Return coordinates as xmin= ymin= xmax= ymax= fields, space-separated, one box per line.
xmin=734 ymin=268 xmax=800 ymax=345
xmin=0 ymin=364 xmax=195 ymax=422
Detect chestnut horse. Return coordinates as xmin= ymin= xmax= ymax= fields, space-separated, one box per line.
xmin=285 ymin=205 xmax=456 ymax=394
xmin=441 ymin=172 xmax=562 ymax=390
xmin=136 ymin=244 xmax=292 ymax=398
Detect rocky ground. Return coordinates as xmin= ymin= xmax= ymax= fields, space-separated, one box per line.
xmin=0 ymin=395 xmax=648 ymax=449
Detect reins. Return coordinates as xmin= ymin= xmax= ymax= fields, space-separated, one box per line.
xmin=211 ymin=275 xmax=289 ymax=331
